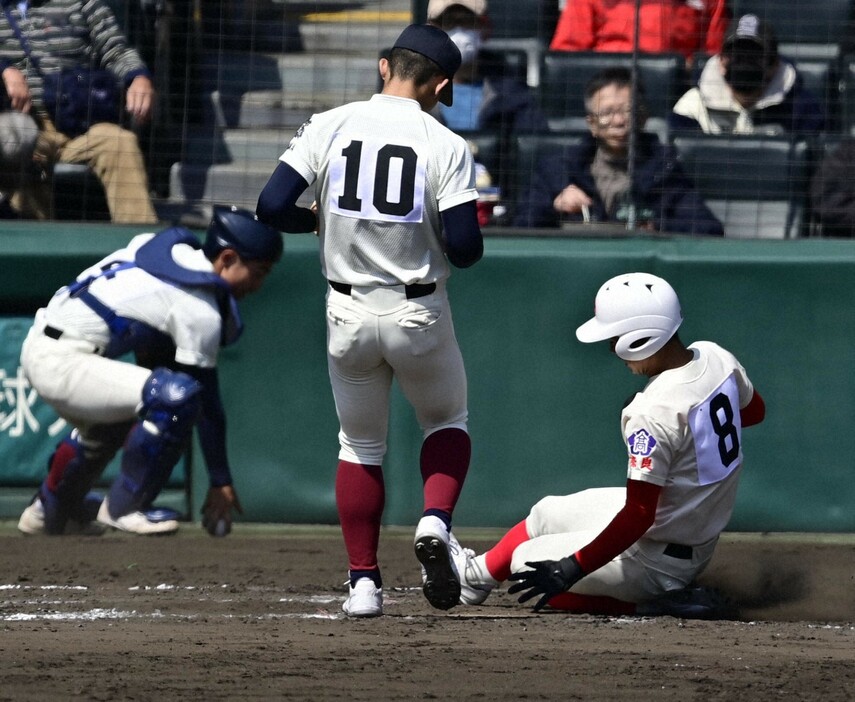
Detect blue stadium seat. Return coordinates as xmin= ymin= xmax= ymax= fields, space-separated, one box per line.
xmin=412 ymin=0 xmax=560 ymax=42
xmin=51 ymin=164 xmax=111 ymax=221
xmin=511 ymin=131 xmax=587 ymax=219
xmin=538 ymin=51 xmax=687 ymax=132
xmin=672 ymin=135 xmax=811 ymax=238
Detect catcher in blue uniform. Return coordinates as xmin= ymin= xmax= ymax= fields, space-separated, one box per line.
xmin=17 ymin=206 xmax=282 ymax=536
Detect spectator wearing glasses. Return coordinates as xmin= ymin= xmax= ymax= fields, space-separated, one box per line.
xmin=514 ymin=67 xmax=723 ymax=236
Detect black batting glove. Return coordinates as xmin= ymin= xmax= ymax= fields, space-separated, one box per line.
xmin=506 ymin=554 xmax=584 ymax=612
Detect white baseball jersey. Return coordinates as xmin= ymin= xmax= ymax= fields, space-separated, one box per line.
xmin=280 ymin=94 xmax=478 ymax=286
xmin=621 ymin=341 xmax=755 ymax=544
xmin=41 ymin=234 xmax=224 ymax=368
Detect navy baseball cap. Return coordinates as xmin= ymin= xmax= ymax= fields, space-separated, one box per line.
xmin=723 ymin=14 xmax=778 ymax=59
xmin=392 ymin=23 xmax=462 ymax=106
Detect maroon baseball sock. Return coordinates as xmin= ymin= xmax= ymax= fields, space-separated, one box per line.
xmin=336 ymin=460 xmax=385 ymax=571
xmin=546 ymin=592 xmax=636 ymax=616
xmin=420 ymin=428 xmax=470 ymax=516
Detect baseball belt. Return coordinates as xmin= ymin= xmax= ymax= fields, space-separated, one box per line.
xmin=328 ymin=280 xmax=436 ymax=300
xmin=663 ymin=543 xmax=693 ymax=560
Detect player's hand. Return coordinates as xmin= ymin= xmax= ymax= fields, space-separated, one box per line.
xmin=553 ymin=185 xmax=593 ymax=215
xmin=506 ymin=555 xmax=583 ymax=611
xmin=201 ymin=485 xmax=243 ymax=537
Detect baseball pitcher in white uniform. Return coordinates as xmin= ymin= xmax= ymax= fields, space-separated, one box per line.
xmin=257 ymin=24 xmax=484 ymax=617
xmin=452 ymin=272 xmax=766 ymax=618
xmin=17 ymin=207 xmax=283 ymax=537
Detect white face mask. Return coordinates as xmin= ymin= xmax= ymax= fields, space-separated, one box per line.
xmin=447 ymin=27 xmax=482 ymax=65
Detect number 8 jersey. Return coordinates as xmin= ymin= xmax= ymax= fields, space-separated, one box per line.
xmin=621 ymin=340 xmax=756 ymax=545
xmin=279 ymin=94 xmax=479 ymax=286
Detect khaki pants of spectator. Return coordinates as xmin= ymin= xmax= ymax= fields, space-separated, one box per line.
xmin=12 ymin=117 xmax=158 ymax=224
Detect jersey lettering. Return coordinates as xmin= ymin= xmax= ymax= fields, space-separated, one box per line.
xmin=328 ymin=134 xmax=426 ymax=223
xmin=688 ymin=374 xmax=742 ymax=485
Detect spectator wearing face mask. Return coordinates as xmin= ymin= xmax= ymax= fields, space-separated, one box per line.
xmin=669 ymin=14 xmax=826 ymax=137
xmin=427 ymin=0 xmax=548 ymax=135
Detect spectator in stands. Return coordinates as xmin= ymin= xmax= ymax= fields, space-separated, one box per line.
xmin=514 ymin=67 xmax=723 ymax=236
xmin=0 ymin=0 xmax=159 ymax=223
xmin=428 ymin=0 xmax=547 ymax=224
xmin=669 ymin=14 xmax=826 ymax=137
xmin=549 ymin=0 xmax=730 ymax=64
xmin=427 ymin=0 xmax=548 ymax=134
xmin=810 ymin=139 xmax=855 ymax=238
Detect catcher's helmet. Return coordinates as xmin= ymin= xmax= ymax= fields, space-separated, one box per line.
xmin=203 ymin=205 xmax=283 ymax=263
xmin=575 ymin=272 xmax=682 ymax=361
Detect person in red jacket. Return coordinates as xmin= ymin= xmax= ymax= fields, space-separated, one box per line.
xmin=549 ymin=0 xmax=730 ymax=64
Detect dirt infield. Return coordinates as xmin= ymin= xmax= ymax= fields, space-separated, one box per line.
xmin=1 ymin=525 xmax=854 ymax=701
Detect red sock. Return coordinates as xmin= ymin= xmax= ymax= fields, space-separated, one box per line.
xmin=420 ymin=428 xmax=470 ymax=515
xmin=546 ymin=592 xmax=637 ymax=616
xmin=484 ymin=519 xmax=530 ymax=582
xmin=335 ymin=460 xmax=385 ymax=571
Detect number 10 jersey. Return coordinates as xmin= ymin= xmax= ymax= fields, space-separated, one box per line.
xmin=280 ymin=94 xmax=479 ymax=287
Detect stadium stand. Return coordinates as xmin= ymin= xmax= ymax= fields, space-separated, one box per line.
xmin=730 ymin=0 xmax=853 ymax=59
xmin=538 ymin=51 xmax=686 ymax=137
xmin=672 ymin=134 xmax=812 ymax=238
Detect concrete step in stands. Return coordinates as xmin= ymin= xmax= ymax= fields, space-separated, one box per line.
xmin=168 ymin=0 xmax=411 ymax=218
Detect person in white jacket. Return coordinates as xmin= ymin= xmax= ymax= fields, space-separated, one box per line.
xmin=669 ymin=14 xmax=825 ymax=137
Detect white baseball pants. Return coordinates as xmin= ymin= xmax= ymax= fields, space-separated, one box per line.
xmin=325 ymin=281 xmax=468 ymax=465
xmin=511 ymin=488 xmax=718 ymax=603
xmin=20 ymin=315 xmax=150 ymax=429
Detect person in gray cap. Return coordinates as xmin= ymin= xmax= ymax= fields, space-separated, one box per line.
xmin=257 ymin=24 xmax=483 ymax=618
xmin=670 ymin=14 xmax=825 ymax=137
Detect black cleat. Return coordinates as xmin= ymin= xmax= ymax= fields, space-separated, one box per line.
xmin=636 ymin=586 xmax=737 ymax=620
xmin=415 ymin=535 xmax=461 ymax=610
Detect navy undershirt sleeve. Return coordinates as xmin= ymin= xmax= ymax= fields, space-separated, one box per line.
xmin=175 ymin=364 xmax=232 ymax=487
xmin=256 ymin=162 xmax=317 ymax=233
xmin=440 ymin=201 xmax=483 ymax=268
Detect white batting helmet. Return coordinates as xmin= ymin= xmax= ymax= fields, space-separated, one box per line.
xmin=575 ymin=273 xmax=682 ymax=361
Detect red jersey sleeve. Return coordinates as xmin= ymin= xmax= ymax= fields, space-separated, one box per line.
xmin=740 ymin=389 xmax=766 ymax=428
xmin=573 ymin=479 xmax=661 ymax=574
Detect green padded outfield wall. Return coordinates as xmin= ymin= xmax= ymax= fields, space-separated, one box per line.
xmin=1 ymin=223 xmax=854 ymax=532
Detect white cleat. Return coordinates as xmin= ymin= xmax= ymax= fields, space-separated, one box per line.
xmin=96 ymin=498 xmax=179 ymax=535
xmin=342 ymin=578 xmax=383 ymax=618
xmin=17 ymin=498 xmax=45 ymax=535
xmin=17 ymin=497 xmax=105 ymax=536
xmin=448 ymin=535 xmax=498 ymax=606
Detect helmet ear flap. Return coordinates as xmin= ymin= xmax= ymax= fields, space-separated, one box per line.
xmin=614 ymin=328 xmax=671 ymax=361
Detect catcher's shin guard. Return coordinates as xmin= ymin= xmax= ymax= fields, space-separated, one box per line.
xmin=41 ymin=427 xmax=127 ymax=534
xmin=106 ymin=368 xmax=202 ymax=519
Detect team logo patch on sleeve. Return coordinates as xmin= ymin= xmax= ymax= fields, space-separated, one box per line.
xmin=627 ymin=429 xmax=657 ymax=456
